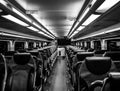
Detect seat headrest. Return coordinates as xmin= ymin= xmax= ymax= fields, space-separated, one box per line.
xmin=104 ymin=51 xmax=120 ymax=61
xmin=108 ymin=72 xmax=120 ymax=80
xmin=87 ymin=48 xmax=94 ymax=52
xmin=17 ymin=49 xmax=27 ymax=53
xmin=106 ymin=72 xmax=120 ymax=91
xmin=14 ymin=53 xmax=31 ymax=65
xmin=94 ymin=50 xmax=107 ymax=54
xmin=4 ymin=51 xmax=16 ymax=56
xmin=76 ymin=50 xmax=85 ymax=52
xmin=85 ymin=57 xmax=111 ymax=75
xmin=76 ymin=52 xmax=94 ymax=61
xmin=29 ymin=51 xmax=39 ymax=57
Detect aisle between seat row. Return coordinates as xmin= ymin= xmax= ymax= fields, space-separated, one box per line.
xmin=43 ymin=56 xmax=73 ymax=91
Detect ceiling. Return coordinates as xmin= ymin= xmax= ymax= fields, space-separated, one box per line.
xmin=0 ymin=0 xmax=120 ymax=41
xmin=16 ymin=0 xmax=85 ymax=37
xmin=73 ymin=0 xmax=120 ymax=41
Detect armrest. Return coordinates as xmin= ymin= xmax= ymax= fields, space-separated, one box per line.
xmin=89 ymin=80 xmax=103 ymax=91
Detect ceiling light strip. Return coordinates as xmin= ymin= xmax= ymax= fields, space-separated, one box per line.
xmin=0 ymin=32 xmax=46 ymax=41
xmin=2 ymin=0 xmax=55 ymax=38
xmin=2 ymin=15 xmax=29 ymax=26
xmin=96 ymin=0 xmax=120 ymax=13
xmin=68 ymin=0 xmax=105 ymax=37
xmin=67 ymin=0 xmax=91 ymax=37
xmin=6 ymin=0 xmax=56 ymax=38
xmin=70 ymin=26 xmax=85 ymax=38
xmin=75 ymin=23 xmax=120 ymax=41
xmin=32 ymin=15 xmax=56 ymax=38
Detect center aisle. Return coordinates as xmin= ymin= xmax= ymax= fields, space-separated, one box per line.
xmin=43 ymin=56 xmax=73 ymax=91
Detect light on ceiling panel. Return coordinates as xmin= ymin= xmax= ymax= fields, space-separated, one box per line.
xmin=76 ymin=25 xmax=120 ymax=40
xmin=70 ymin=31 xmax=79 ymax=38
xmin=38 ymin=31 xmax=46 ymax=35
xmin=2 ymin=15 xmax=29 ymax=26
xmin=12 ymin=8 xmax=32 ymax=23
xmin=91 ymin=0 xmax=97 ymax=6
xmin=0 ymin=32 xmax=42 ymax=40
xmin=70 ymin=26 xmax=85 ymax=38
xmin=96 ymin=0 xmax=120 ymax=13
xmin=38 ymin=31 xmax=54 ymax=39
xmin=0 ymin=0 xmax=7 ymax=6
xmin=79 ymin=7 xmax=90 ymax=22
xmin=27 ymin=26 xmax=39 ymax=32
xmin=82 ymin=14 xmax=100 ymax=25
xmin=77 ymin=26 xmax=85 ymax=30
xmin=105 ymin=27 xmax=120 ymax=34
xmin=33 ymin=22 xmax=42 ymax=29
xmin=70 ymin=7 xmax=90 ymax=35
xmin=66 ymin=0 xmax=85 ymax=18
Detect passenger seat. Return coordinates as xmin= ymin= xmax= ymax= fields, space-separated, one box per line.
xmin=79 ymin=57 xmax=117 ymax=85
xmin=103 ymin=51 xmax=120 ymax=71
xmin=5 ymin=53 xmax=36 ymax=91
xmin=0 ymin=54 xmax=7 ymax=91
xmin=102 ymin=72 xmax=120 ymax=91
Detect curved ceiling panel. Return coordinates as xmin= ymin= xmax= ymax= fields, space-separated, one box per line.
xmin=15 ymin=0 xmax=85 ymax=37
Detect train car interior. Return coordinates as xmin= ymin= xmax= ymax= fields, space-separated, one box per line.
xmin=0 ymin=0 xmax=120 ymax=91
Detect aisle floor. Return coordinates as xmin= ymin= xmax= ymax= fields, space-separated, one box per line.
xmin=43 ymin=57 xmax=72 ymax=91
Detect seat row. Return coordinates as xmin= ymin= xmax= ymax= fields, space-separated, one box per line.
xmin=0 ymin=46 xmax=57 ymax=91
xmin=66 ymin=46 xmax=120 ymax=91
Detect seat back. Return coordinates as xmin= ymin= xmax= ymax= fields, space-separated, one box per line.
xmin=85 ymin=57 xmax=111 ymax=75
xmin=79 ymin=57 xmax=112 ymax=85
xmin=17 ymin=49 xmax=27 ymax=53
xmin=102 ymin=72 xmax=120 ymax=91
xmin=73 ymin=52 xmax=94 ymax=66
xmin=29 ymin=51 xmax=43 ymax=87
xmin=5 ymin=53 xmax=35 ymax=91
xmin=94 ymin=50 xmax=106 ymax=54
xmin=4 ymin=51 xmax=16 ymax=56
xmin=76 ymin=52 xmax=94 ymax=62
xmin=103 ymin=51 xmax=120 ymax=61
xmin=29 ymin=51 xmax=42 ymax=59
xmin=94 ymin=50 xmax=107 ymax=56
xmin=4 ymin=51 xmax=16 ymax=64
xmin=0 ymin=54 xmax=7 ymax=91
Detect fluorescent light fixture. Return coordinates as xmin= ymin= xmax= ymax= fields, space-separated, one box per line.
xmin=2 ymin=33 xmax=26 ymax=38
xmin=82 ymin=14 xmax=100 ymax=25
xmin=96 ymin=0 xmax=120 ymax=13
xmin=33 ymin=21 xmax=52 ymax=35
xmin=27 ymin=26 xmax=39 ymax=32
xmin=76 ymin=26 xmax=120 ymax=41
xmin=0 ymin=0 xmax=7 ymax=6
xmin=38 ymin=31 xmax=47 ymax=35
xmin=105 ymin=27 xmax=120 ymax=34
xmin=69 ymin=8 xmax=90 ymax=36
xmin=38 ymin=31 xmax=54 ymax=39
xmin=79 ymin=7 xmax=90 ymax=22
xmin=77 ymin=26 xmax=85 ymax=30
xmin=0 ymin=32 xmax=42 ymax=40
xmin=2 ymin=15 xmax=29 ymax=26
xmin=33 ymin=22 xmax=42 ymax=29
xmin=70 ymin=31 xmax=79 ymax=38
xmin=12 ymin=7 xmax=32 ymax=23
xmin=91 ymin=0 xmax=97 ymax=6
xmin=70 ymin=26 xmax=85 ymax=38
